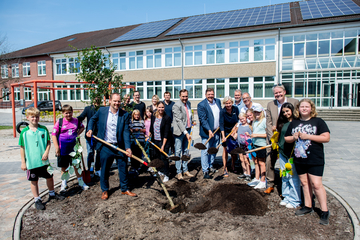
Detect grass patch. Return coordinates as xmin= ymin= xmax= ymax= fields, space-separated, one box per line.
xmin=0 ymin=126 xmax=13 ymax=130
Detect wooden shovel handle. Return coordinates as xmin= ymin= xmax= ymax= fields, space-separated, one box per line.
xmin=187 ymin=126 xmax=194 ymax=150
xmin=147 ymin=139 xmax=169 ymax=157
xmin=246 ymin=144 xmax=272 ymax=154
xmin=216 ymin=128 xmax=235 ymax=149
xmin=92 ymin=135 xmax=148 ymax=166
xmin=203 ymin=127 xmax=219 ymax=146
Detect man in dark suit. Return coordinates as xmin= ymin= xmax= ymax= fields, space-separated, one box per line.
xmin=197 ymin=88 xmax=221 ymax=179
xmin=78 ymin=101 xmax=100 ymax=176
xmin=264 ymin=84 xmax=299 ymax=194
xmin=86 ymin=93 xmax=137 ymax=200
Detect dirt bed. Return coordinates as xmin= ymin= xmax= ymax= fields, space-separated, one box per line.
xmin=21 ymin=163 xmax=353 ymax=240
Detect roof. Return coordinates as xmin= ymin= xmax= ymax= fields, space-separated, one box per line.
xmin=5 ymin=0 xmax=360 ymax=59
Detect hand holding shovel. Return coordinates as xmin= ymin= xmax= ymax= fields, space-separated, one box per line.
xmin=181 ymin=125 xmax=194 ymax=161
xmin=207 ymin=128 xmax=236 ymax=155
xmin=194 ymin=127 xmax=219 ymax=150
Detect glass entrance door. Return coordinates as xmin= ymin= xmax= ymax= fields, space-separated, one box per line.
xmin=322 ymin=82 xmax=335 ymax=107
xmin=337 ymin=83 xmax=351 ymax=107
xmin=352 ymin=83 xmax=360 ymax=107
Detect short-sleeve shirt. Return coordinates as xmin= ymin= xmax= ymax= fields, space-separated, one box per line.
xmin=52 ymin=118 xmax=84 ymax=156
xmin=129 ymin=120 xmax=145 ymax=142
xmin=19 ymin=125 xmax=50 ymax=170
xmin=252 ymin=118 xmax=267 ymax=147
xmin=285 ymin=117 xmax=330 ymax=165
xmin=237 ymin=125 xmax=252 ymax=145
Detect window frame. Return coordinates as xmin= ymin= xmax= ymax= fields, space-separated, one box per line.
xmin=38 ymin=60 xmax=47 ymax=76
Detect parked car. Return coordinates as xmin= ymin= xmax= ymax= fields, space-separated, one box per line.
xmin=22 ymin=100 xmax=62 ymax=114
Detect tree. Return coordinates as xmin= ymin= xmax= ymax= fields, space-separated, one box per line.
xmin=71 ymin=45 xmax=127 ymax=109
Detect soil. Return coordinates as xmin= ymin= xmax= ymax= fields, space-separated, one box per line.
xmin=21 ymin=162 xmax=353 ymax=240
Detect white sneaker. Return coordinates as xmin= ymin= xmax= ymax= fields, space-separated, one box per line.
xmin=286 ymin=203 xmax=295 ymax=209
xmin=158 ymin=171 xmax=164 ymax=176
xmin=60 ymin=185 xmax=66 ymax=193
xmin=60 ymin=180 xmax=67 ymax=192
xmin=163 ymin=175 xmax=169 ymax=182
xmin=280 ymin=200 xmax=288 ymax=206
xmin=247 ymin=178 xmax=260 ymax=187
xmin=254 ymin=181 xmax=267 ymax=189
xmin=82 ymin=183 xmax=89 ymax=190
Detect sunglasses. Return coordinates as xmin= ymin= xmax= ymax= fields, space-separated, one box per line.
xmin=273 ymin=83 xmax=284 ymax=87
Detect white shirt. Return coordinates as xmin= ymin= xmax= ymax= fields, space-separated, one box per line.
xmin=208 ymin=99 xmax=220 ymax=130
xmin=104 ymin=108 xmax=119 ymax=143
xmin=240 ymin=102 xmax=263 ymax=114
xmin=277 ymin=97 xmax=288 ymax=115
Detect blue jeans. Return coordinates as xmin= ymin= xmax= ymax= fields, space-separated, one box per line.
xmin=86 ymin=138 xmax=95 ymax=169
xmin=99 ymin=145 xmax=128 ymax=192
xmin=279 ymin=153 xmax=301 ymax=207
xmin=201 ymin=133 xmax=220 ymax=173
xmin=174 ymin=134 xmax=189 ymax=174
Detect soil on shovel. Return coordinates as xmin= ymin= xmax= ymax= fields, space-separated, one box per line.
xmin=20 ymin=163 xmax=353 ymax=240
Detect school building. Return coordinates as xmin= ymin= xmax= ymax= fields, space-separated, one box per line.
xmin=1 ymin=0 xmax=360 ymax=109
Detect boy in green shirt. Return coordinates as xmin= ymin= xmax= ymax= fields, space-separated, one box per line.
xmin=19 ymin=107 xmax=64 ymax=210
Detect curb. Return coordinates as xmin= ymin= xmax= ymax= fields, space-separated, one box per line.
xmin=12 ymin=176 xmax=77 ymax=240
xmin=324 ymin=185 xmax=360 ymax=240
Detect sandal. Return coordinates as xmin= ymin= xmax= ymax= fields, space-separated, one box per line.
xmin=223 ymin=170 xmax=229 ymax=177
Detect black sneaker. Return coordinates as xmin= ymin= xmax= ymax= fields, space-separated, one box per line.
xmin=295 ymin=206 xmax=313 ymax=216
xmin=245 ymin=176 xmax=252 ymax=181
xmin=237 ymin=174 xmax=246 ymax=179
xmin=203 ymin=172 xmax=211 ymax=179
xmin=319 ymin=210 xmax=330 ymax=225
xmin=209 ymin=167 xmax=218 ymax=173
xmin=49 ymin=193 xmax=65 ymax=201
xmin=35 ymin=199 xmax=45 ymax=210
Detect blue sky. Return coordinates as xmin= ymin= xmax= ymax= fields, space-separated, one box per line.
xmin=0 ymin=0 xmax=291 ymax=52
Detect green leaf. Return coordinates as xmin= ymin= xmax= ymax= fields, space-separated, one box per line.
xmin=61 ymin=172 xmax=70 ymax=181
xmin=77 ymin=168 xmax=82 ymax=175
xmin=78 ymin=178 xmax=84 ymax=187
xmin=47 ymin=165 xmax=54 ymax=175
xmin=68 ymin=166 xmax=75 ymax=175
xmin=72 ymin=158 xmax=81 ymax=165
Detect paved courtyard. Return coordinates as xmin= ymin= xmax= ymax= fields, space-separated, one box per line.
xmin=0 ymin=109 xmax=359 ymax=239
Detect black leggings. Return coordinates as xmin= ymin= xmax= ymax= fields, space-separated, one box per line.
xmin=153 ymin=139 xmax=170 ymax=176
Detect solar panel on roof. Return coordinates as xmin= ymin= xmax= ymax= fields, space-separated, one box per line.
xmin=111 ymin=18 xmax=182 ymax=42
xmin=299 ymin=0 xmax=360 ymax=20
xmin=166 ymin=3 xmax=290 ymax=36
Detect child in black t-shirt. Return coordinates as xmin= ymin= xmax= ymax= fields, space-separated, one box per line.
xmin=285 ymin=99 xmax=330 ymax=225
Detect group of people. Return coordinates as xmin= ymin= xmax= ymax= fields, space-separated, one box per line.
xmin=19 ymin=84 xmax=331 ymax=225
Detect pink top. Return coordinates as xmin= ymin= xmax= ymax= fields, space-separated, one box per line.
xmin=144 ymin=119 xmax=151 ymax=137
xmin=52 ymin=118 xmax=84 ymax=155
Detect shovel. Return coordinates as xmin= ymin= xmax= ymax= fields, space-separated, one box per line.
xmin=147 ymin=139 xmax=181 ymax=161
xmin=92 ymin=135 xmax=163 ymax=168
xmin=207 ymin=129 xmax=236 ymax=155
xmin=181 ymin=125 xmax=194 ymax=161
xmin=194 ymin=127 xmax=219 ymax=150
xmin=77 ymin=138 xmax=91 ymax=183
xmin=131 ymin=134 xmax=178 ymax=211
xmin=230 ymin=144 xmax=272 ymax=155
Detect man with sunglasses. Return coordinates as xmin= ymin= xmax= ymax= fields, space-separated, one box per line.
xmin=264 ymin=84 xmax=299 ymax=194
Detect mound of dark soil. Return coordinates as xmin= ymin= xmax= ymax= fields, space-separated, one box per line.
xmin=20 ymin=165 xmax=353 ymax=240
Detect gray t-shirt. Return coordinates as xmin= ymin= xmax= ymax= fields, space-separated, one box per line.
xmin=237 ymin=125 xmax=252 ymax=146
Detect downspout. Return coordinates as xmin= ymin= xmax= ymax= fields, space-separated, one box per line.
xmin=277 ymin=27 xmax=281 ymax=84
xmin=179 ymin=38 xmax=184 ymax=89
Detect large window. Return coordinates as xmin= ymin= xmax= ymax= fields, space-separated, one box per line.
xmin=69 ymin=58 xmax=80 ymax=73
xmin=229 ymin=77 xmax=249 ymax=96
xmin=164 ymin=80 xmax=182 ymax=99
xmin=206 ymin=43 xmax=225 ymax=64
xmin=185 ymin=45 xmax=202 ymax=66
xmin=1 ymin=65 xmax=8 ymax=78
xmin=38 ymin=60 xmax=46 ymax=76
xmin=253 ymin=76 xmax=275 ymax=98
xmin=128 ymin=82 xmax=144 ymax=99
xmin=56 ymin=59 xmax=67 ymax=74
xmin=165 ymin=47 xmax=181 ymax=67
xmin=146 ymin=81 xmax=162 ymax=99
xmin=2 ymin=88 xmax=9 ymax=101
xmin=23 ymin=62 xmax=30 ymax=77
xmin=206 ymin=78 xmax=225 ymax=98
xmin=14 ymin=87 xmax=20 ymax=100
xmin=129 ymin=51 xmax=143 ymax=69
xmin=11 ymin=64 xmax=19 ymax=77
xmin=24 ymin=87 xmax=32 ymax=100
xmin=254 ymin=38 xmax=275 ymax=61
xmin=228 ymin=41 xmax=250 ymax=63
xmin=146 ymin=49 xmax=162 ymax=68
xmin=112 ymin=52 xmax=126 ymax=70
xmin=185 ymin=79 xmax=203 ymax=99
